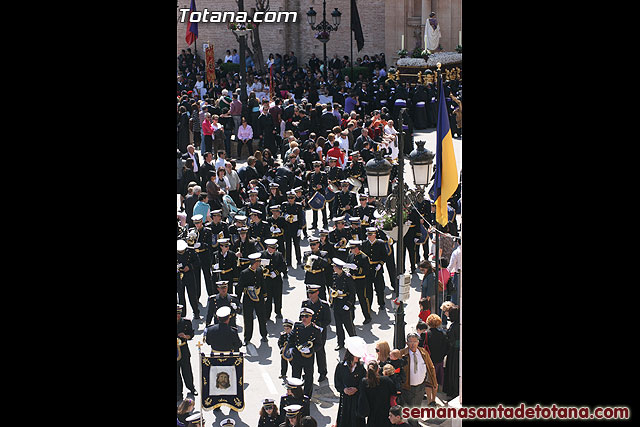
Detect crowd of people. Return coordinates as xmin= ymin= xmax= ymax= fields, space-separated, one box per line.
xmin=177 ymin=47 xmax=462 ymax=427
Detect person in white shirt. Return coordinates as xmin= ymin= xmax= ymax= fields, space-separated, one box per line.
xmin=193 ymin=74 xmax=206 ymax=99
xmin=337 ymin=129 xmax=350 ymax=161
xmin=400 ymin=332 xmax=438 ymax=426
xmin=224 ymin=50 xmax=233 ymax=63
xmin=446 ymin=242 xmax=461 ymax=305
xmin=214 ymin=150 xmax=227 ymax=171
xmin=383 ymin=120 xmax=399 ymax=161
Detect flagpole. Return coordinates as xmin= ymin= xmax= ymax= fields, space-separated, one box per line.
xmin=196 ymin=341 xmax=204 ymax=427
xmin=350 ymin=16 xmax=354 ymax=84
xmin=434 ymin=61 xmax=442 ymax=320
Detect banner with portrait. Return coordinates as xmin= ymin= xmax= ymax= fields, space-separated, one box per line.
xmin=205 ymin=43 xmax=216 ymax=84
xmin=200 ymin=351 xmax=244 ymax=412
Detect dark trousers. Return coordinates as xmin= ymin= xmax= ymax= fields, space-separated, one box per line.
xmin=281 ymin=356 xmax=291 ymax=377
xmin=284 ymin=232 xmax=301 ymax=266
xmin=372 ymin=268 xmax=386 ymax=307
xmin=315 ymin=328 xmax=328 ymax=377
xmin=177 ymin=353 xmax=196 ymax=398
xmin=264 ymin=277 xmax=283 ymax=319
xmin=354 ymin=278 xmax=372 ymax=321
xmin=292 ymin=355 xmax=315 ymax=398
xmin=193 ymin=129 xmax=201 ymax=147
xmin=333 ymin=306 xmax=356 ymax=346
xmin=177 ymin=272 xmax=200 ymax=317
xmin=404 ymin=227 xmax=428 ymax=271
xmin=243 ymin=299 xmax=268 ymax=342
xmin=192 ymin=257 xmax=202 ymax=300
xmin=197 ymin=251 xmax=215 ymax=297
xmin=204 ymin=134 xmax=213 ymax=153
xmin=312 ymin=206 xmax=328 ymax=228
xmin=237 ymin=139 xmax=253 ymax=159
xmin=385 ymin=252 xmax=398 ymax=294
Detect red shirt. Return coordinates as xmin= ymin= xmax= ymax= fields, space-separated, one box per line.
xmin=326 ymin=146 xmax=345 ymax=168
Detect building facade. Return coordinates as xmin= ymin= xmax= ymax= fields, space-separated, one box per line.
xmin=177 ymin=0 xmax=461 ymax=69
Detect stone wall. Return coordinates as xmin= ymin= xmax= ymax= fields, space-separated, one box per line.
xmin=176 ymin=0 xmax=460 ymax=70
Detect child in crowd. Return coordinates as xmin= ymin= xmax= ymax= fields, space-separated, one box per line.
xmin=416 ymin=321 xmax=429 ymax=352
xmin=384 ymin=349 xmax=407 ymax=392
xmin=382 ymin=364 xmax=399 ymax=406
xmin=278 ymin=319 xmax=294 ymax=380
xmin=418 ymin=297 xmax=431 ymax=323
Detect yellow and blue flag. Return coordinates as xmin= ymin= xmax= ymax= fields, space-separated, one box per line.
xmin=428 ymin=75 xmax=458 ymax=227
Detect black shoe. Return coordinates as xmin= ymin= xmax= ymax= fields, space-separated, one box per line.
xmin=318 ymin=375 xmax=328 ymax=382
xmin=275 ymin=313 xmax=283 ymax=319
xmin=261 ymin=336 xmax=268 ymax=342
xmin=362 ymin=318 xmax=372 ymax=325
xmin=190 ymin=389 xmax=198 ymax=396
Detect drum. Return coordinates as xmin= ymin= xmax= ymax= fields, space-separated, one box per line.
xmin=325 ymin=183 xmax=339 ymax=202
xmin=347 ymin=177 xmax=362 ymax=193
xmin=309 ymin=191 xmax=327 ymax=210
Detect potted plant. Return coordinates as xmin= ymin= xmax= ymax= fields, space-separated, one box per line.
xmin=316 ymin=31 xmax=330 ymax=43
xmin=455 ymin=44 xmax=462 ymax=53
xmin=397 ymin=49 xmax=408 ymax=58
xmin=374 ymin=208 xmax=409 ymax=242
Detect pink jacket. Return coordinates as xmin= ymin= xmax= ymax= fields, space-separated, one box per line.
xmin=202 ymin=119 xmax=214 ymax=136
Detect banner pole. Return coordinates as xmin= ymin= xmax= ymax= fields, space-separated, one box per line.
xmin=196 ymin=341 xmax=204 ymax=427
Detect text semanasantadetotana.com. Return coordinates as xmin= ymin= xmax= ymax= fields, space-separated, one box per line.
xmin=401 ymin=404 xmax=630 ymax=420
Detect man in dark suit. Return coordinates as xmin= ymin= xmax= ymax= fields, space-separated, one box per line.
xmin=184 ymin=186 xmax=201 ymax=228
xmin=237 ymin=156 xmax=260 ymax=188
xmin=320 ymin=104 xmax=340 ymax=138
xmin=199 ymin=152 xmax=215 ymax=189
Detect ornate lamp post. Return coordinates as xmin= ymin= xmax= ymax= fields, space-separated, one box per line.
xmin=306 ymin=1 xmax=341 ymax=81
xmin=364 ymin=111 xmax=434 ymax=350
xmin=230 ymin=0 xmax=253 ymax=104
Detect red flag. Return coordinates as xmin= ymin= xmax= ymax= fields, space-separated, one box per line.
xmin=185 ymin=0 xmax=198 ymax=46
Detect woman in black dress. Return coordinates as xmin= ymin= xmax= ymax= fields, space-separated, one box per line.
xmin=334 ymin=350 xmax=366 ymax=427
xmin=442 ymin=306 xmax=460 ymax=398
xmin=359 ymin=360 xmax=396 ymax=427
xmin=181 ymin=159 xmax=199 ymax=198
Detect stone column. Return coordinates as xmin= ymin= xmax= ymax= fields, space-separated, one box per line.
xmin=421 ymin=0 xmax=431 ymax=48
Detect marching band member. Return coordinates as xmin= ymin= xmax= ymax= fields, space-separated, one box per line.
xmin=289 ymin=307 xmax=322 ymax=398
xmin=204 ymin=280 xmax=241 ymax=327
xmin=346 ymin=239 xmax=373 ymax=325
xmin=362 ymin=227 xmax=388 ymax=312
xmin=330 ymin=258 xmax=357 ymax=350
xmin=308 ymin=160 xmax=329 ymax=230
xmin=328 ymin=216 xmax=351 ymax=262
xmin=281 ymin=190 xmax=304 ymax=268
xmin=301 ymin=284 xmax=332 ymax=383
xmin=261 ymin=238 xmax=287 ymax=320
xmin=237 ymin=252 xmax=269 ymax=345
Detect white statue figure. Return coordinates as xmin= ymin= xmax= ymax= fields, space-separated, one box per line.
xmin=425 ymin=12 xmax=441 ymax=51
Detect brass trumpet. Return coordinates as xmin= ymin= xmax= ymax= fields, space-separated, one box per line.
xmin=177 ymin=337 xmax=183 ymax=361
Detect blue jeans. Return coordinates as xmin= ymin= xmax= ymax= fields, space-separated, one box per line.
xmin=200 ymin=130 xmax=206 ymax=154
xmin=449 ymin=273 xmax=459 ymax=305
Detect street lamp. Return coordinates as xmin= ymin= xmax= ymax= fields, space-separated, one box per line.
xmin=364 ymin=150 xmax=393 ymax=198
xmin=306 ymin=0 xmax=341 ymax=81
xmin=408 ymin=140 xmax=435 ymax=188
